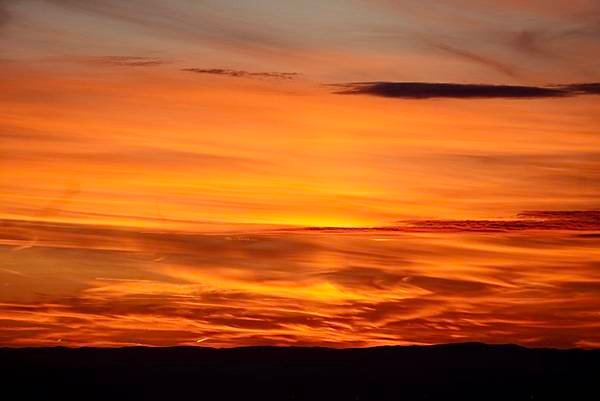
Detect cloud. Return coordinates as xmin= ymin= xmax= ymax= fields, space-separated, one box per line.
xmin=320 ymin=266 xmax=406 ymax=291
xmin=427 ymin=42 xmax=519 ymax=78
xmin=321 ymin=268 xmax=497 ymax=294
xmin=5 ymin=146 xmax=263 ymax=172
xmin=2 ymin=214 xmax=600 ymax=348
xmin=400 ymin=214 xmax=600 ymax=232
xmin=402 ymin=275 xmax=498 ymax=294
xmin=42 ymin=0 xmax=300 ymax=57
xmin=330 ymin=82 xmax=600 ymax=99
xmin=373 ymin=0 xmax=600 ymax=71
xmin=562 ymin=83 xmax=600 ymax=95
xmin=78 ymin=56 xmax=167 ymax=67
xmin=510 ymin=30 xmax=558 ymax=59
xmin=182 ymin=68 xmax=299 ymax=80
xmin=517 ymin=210 xmax=600 ymax=220
xmin=560 ymin=281 xmax=600 ymax=295
xmin=295 ymin=210 xmax=600 ymax=233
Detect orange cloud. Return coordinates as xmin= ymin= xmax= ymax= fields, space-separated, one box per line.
xmin=1 ymin=0 xmax=600 ymax=348
xmin=1 ymin=216 xmax=600 ymax=348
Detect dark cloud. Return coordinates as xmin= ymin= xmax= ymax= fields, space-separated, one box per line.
xmin=182 ymin=68 xmax=299 ymax=80
xmin=562 ymin=83 xmax=600 ymax=95
xmin=399 ymin=215 xmax=600 ymax=232
xmin=330 ymin=82 xmax=600 ymax=99
xmin=517 ymin=210 xmax=600 ymax=220
xmin=295 ymin=210 xmax=600 ymax=233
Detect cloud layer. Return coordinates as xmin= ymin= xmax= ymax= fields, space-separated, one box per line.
xmin=1 ymin=211 xmax=600 ymax=348
xmin=295 ymin=210 xmax=600 ymax=233
xmin=332 ymin=82 xmax=600 ymax=99
xmin=2 ymin=0 xmax=600 ymax=349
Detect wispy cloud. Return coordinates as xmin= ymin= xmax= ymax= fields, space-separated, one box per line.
xmin=427 ymin=42 xmax=519 ymax=78
xmin=295 ymin=210 xmax=600 ymax=233
xmin=510 ymin=30 xmax=553 ymax=58
xmin=78 ymin=56 xmax=168 ymax=67
xmin=517 ymin=210 xmax=600 ymax=220
xmin=41 ymin=0 xmax=300 ymax=57
xmin=562 ymin=83 xmax=600 ymax=95
xmin=182 ymin=68 xmax=299 ymax=80
xmin=331 ymin=82 xmax=600 ymax=99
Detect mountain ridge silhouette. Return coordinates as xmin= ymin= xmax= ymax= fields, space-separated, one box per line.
xmin=2 ymin=342 xmax=598 ymax=400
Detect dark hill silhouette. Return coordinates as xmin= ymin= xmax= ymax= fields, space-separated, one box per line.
xmin=1 ymin=342 xmax=598 ymax=400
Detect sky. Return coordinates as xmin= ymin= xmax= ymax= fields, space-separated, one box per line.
xmin=1 ymin=0 xmax=600 ymax=348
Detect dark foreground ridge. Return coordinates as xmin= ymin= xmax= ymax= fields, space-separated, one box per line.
xmin=1 ymin=342 xmax=599 ymax=401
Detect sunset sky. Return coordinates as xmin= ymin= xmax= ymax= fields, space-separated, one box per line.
xmin=1 ymin=0 xmax=600 ymax=348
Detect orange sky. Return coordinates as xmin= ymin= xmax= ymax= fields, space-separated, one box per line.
xmin=1 ymin=0 xmax=600 ymax=348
